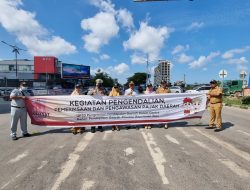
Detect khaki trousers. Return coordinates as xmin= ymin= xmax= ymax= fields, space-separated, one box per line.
xmin=209 ymin=103 xmax=222 ymax=129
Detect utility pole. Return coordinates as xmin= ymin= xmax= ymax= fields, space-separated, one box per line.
xmin=146 ymin=54 xmax=149 ymax=84
xmin=1 ymin=41 xmax=26 ymax=79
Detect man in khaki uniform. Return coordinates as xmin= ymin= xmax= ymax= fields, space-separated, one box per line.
xmin=156 ymin=80 xmax=171 ymax=129
xmin=206 ymin=80 xmax=223 ymax=132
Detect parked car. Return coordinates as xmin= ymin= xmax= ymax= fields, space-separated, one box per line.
xmin=169 ymin=86 xmax=183 ymax=93
xmin=186 ymin=86 xmax=211 ymax=94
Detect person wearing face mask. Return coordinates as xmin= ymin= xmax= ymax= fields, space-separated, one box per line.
xmin=87 ymin=79 xmax=107 ymax=133
xmin=9 ymin=81 xmax=31 ymax=140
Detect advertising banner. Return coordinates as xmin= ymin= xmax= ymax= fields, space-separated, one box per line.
xmin=26 ymin=93 xmax=207 ymax=127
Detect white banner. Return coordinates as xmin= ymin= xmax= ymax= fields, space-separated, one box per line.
xmin=26 ymin=93 xmax=207 ymax=127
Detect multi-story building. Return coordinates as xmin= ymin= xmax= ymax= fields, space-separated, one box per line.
xmin=154 ymin=60 xmax=171 ymax=86
xmin=0 ymin=59 xmax=34 ymax=80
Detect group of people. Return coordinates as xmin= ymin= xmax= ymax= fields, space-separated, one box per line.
xmin=70 ymin=79 xmax=171 ymax=134
xmin=9 ymin=79 xmax=223 ymax=140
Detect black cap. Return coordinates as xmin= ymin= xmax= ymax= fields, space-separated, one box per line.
xmin=147 ymin=83 xmax=153 ymax=87
xmin=20 ymin=81 xmax=27 ymax=86
xmin=210 ymin=80 xmax=217 ymax=84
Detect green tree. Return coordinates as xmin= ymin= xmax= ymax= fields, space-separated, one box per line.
xmin=92 ymin=72 xmax=114 ymax=87
xmin=126 ymin=72 xmax=147 ymax=86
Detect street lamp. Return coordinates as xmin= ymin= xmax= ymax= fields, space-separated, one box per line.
xmin=1 ymin=41 xmax=26 ymax=79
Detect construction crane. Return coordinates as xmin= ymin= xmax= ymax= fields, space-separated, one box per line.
xmin=1 ymin=41 xmax=27 ymax=79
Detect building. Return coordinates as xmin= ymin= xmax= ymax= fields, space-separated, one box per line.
xmin=0 ymin=59 xmax=34 ymax=80
xmin=34 ymin=56 xmax=61 ymax=80
xmin=154 ymin=60 xmax=171 ymax=86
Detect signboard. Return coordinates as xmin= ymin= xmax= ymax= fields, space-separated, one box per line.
xmin=61 ymin=63 xmax=90 ymax=79
xmin=26 ymin=93 xmax=207 ymax=127
xmin=240 ymin=71 xmax=247 ymax=79
xmin=219 ymin=70 xmax=227 ymax=79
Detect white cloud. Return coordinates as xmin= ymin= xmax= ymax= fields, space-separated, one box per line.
xmin=189 ymin=51 xmax=220 ymax=69
xmin=186 ymin=22 xmax=204 ymax=31
xmin=117 ymin=8 xmax=134 ymax=31
xmin=90 ymin=0 xmax=116 ymax=14
xmin=0 ymin=0 xmax=76 ymax=56
xmin=222 ymin=46 xmax=250 ymax=59
xmin=81 ymin=12 xmax=119 ymax=53
xmin=172 ymin=44 xmax=189 ymax=55
xmin=227 ymin=57 xmax=248 ymax=65
xmin=123 ymin=22 xmax=170 ymax=61
xmin=100 ymin=54 xmax=110 ymax=60
xmin=92 ymin=57 xmax=99 ymax=63
xmin=113 ymin=63 xmax=129 ymax=74
xmin=130 ymin=53 xmax=147 ymax=65
xmin=82 ymin=0 xmax=134 ymax=53
xmin=176 ymin=53 xmax=193 ymax=63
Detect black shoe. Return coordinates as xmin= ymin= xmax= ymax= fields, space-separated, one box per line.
xmin=91 ymin=127 xmax=96 ymax=133
xmin=12 ymin=136 xmax=18 ymax=140
xmin=205 ymin=127 xmax=214 ymax=129
xmin=214 ymin=128 xmax=222 ymax=132
xmin=23 ymin=133 xmax=31 ymax=137
xmin=98 ymin=126 xmax=103 ymax=132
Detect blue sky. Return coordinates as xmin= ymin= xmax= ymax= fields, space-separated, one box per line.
xmin=0 ymin=0 xmax=250 ymax=84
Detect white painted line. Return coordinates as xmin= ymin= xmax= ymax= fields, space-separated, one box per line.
xmin=236 ymin=130 xmax=250 ymax=137
xmin=102 ymin=130 xmax=112 ymax=140
xmin=191 ymin=138 xmax=250 ymax=178
xmin=81 ymin=179 xmax=95 ymax=190
xmin=218 ymin=159 xmax=250 ymax=178
xmin=8 ymin=150 xmax=29 ymax=164
xmin=128 ymin=159 xmax=135 ymax=166
xmin=176 ymin=127 xmax=193 ymax=138
xmin=193 ymin=128 xmax=250 ymax=162
xmin=124 ymin=147 xmax=135 ymax=156
xmin=51 ymin=133 xmax=94 ymax=190
xmin=0 ymin=182 xmax=10 ymax=190
xmin=141 ymin=131 xmax=169 ymax=185
xmin=37 ymin=160 xmax=48 ymax=170
xmin=165 ymin=134 xmax=180 ymax=145
xmin=191 ymin=140 xmax=213 ymax=153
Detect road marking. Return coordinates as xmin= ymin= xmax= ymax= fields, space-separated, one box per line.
xmin=37 ymin=160 xmax=48 ymax=170
xmin=124 ymin=147 xmax=135 ymax=156
xmin=51 ymin=133 xmax=94 ymax=190
xmin=128 ymin=159 xmax=135 ymax=166
xmin=0 ymin=182 xmax=10 ymax=190
xmin=102 ymin=130 xmax=112 ymax=140
xmin=191 ymin=140 xmax=213 ymax=153
xmin=218 ymin=159 xmax=250 ymax=178
xmin=81 ymin=179 xmax=95 ymax=190
xmin=165 ymin=134 xmax=180 ymax=145
xmin=236 ymin=130 xmax=250 ymax=137
xmin=0 ymin=171 xmax=25 ymax=189
xmin=176 ymin=127 xmax=193 ymax=138
xmin=8 ymin=150 xmax=29 ymax=164
xmin=193 ymin=128 xmax=250 ymax=162
xmin=191 ymin=139 xmax=249 ymax=178
xmin=141 ymin=131 xmax=169 ymax=185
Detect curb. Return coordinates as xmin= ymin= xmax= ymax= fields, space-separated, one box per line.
xmin=224 ymin=104 xmax=250 ymax=110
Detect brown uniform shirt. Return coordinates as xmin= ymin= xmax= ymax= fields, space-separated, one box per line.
xmin=156 ymin=86 xmax=171 ymax=94
xmin=208 ymin=86 xmax=223 ymax=104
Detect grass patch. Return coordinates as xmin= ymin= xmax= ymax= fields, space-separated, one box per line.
xmin=223 ymin=96 xmax=250 ymax=108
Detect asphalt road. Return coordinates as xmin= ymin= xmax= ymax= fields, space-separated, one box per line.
xmin=0 ymin=101 xmax=249 ymax=190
